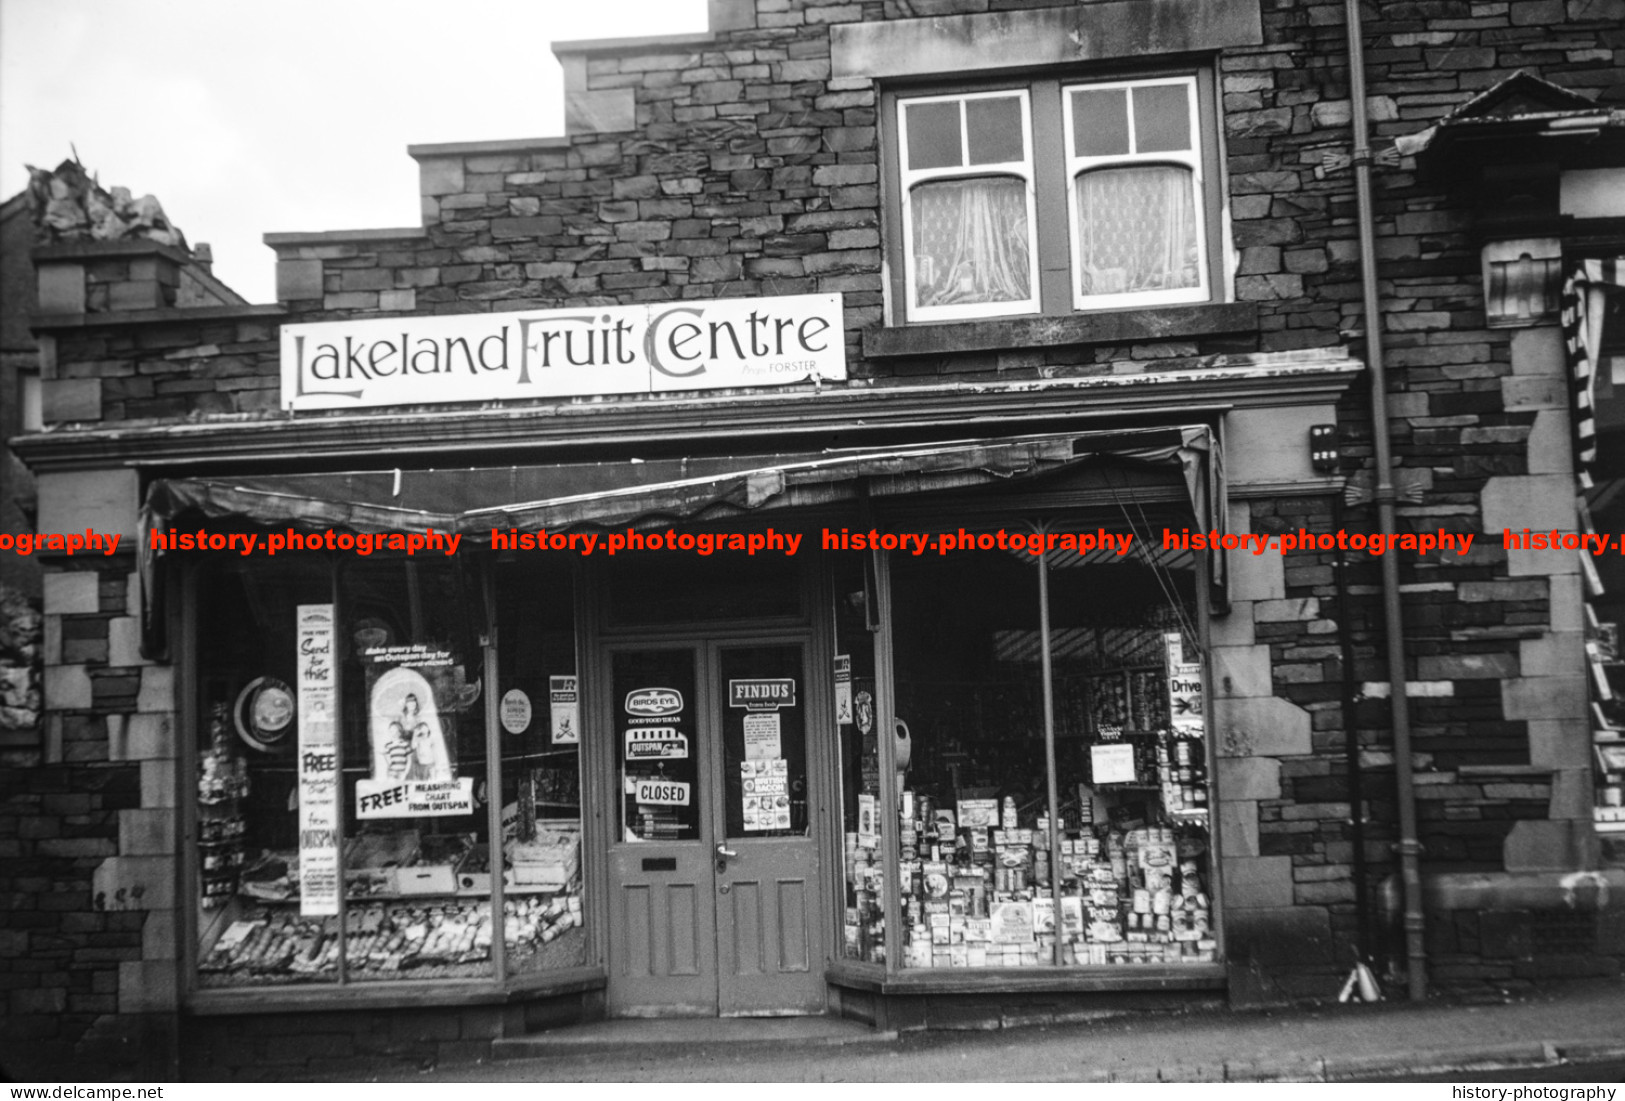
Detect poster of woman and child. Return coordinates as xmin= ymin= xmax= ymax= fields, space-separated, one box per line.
xmin=355 ymin=647 xmax=476 ymax=819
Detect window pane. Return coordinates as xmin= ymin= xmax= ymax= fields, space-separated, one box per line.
xmin=965 ymin=96 xmax=1024 ymax=165
xmin=834 ymin=556 xmax=884 ymax=963
xmin=494 ymin=560 xmax=585 ymax=975
xmin=341 ymin=559 xmax=494 ymax=982
xmin=1070 ymin=88 xmax=1129 ymax=157
xmin=905 ymin=100 xmax=963 ymax=170
xmin=911 ymin=176 xmax=1031 ymax=308
xmin=196 ymin=558 xmax=338 ymax=988
xmin=1133 ymin=84 xmax=1192 ymax=153
xmin=1044 ymin=534 xmax=1216 ymax=966
xmin=890 ymin=541 xmax=1047 ymax=969
xmin=1075 ymin=165 xmax=1199 ymax=297
xmin=616 ymin=650 xmax=701 ymax=843
xmin=720 ymin=645 xmax=809 ymax=839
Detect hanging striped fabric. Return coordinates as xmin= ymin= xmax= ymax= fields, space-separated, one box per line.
xmin=1564 ymin=257 xmax=1625 ymax=489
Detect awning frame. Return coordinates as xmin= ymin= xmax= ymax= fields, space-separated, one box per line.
xmin=139 ymin=425 xmax=1225 ymax=657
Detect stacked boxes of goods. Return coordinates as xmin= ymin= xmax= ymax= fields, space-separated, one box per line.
xmin=898 ymin=794 xmax=1215 ymax=968
xmin=508 ymin=824 xmax=580 ymax=889
xmin=504 ymin=823 xmax=584 ymax=969
xmin=844 ymin=829 xmax=886 ymax=963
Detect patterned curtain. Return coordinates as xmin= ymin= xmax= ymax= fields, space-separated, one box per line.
xmin=1076 ymin=165 xmax=1198 ymax=297
xmin=911 ymin=176 xmax=1030 ymax=308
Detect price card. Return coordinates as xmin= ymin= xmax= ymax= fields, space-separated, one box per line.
xmin=1091 ymin=742 xmax=1138 ymax=785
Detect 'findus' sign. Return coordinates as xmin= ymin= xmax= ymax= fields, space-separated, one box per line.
xmin=279 ymin=293 xmax=846 ymax=411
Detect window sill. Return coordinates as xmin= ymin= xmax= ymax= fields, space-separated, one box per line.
xmin=183 ymin=965 xmax=606 ymax=1015
xmin=862 ymin=302 xmax=1258 ymax=360
xmin=827 ymin=961 xmax=1227 ymax=995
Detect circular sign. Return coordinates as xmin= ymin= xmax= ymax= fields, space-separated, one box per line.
xmin=233 ymin=677 xmax=295 ymax=752
xmin=500 ymin=689 xmax=532 ymax=735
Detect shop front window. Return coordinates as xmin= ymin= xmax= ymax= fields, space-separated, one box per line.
xmin=195 ymin=559 xmax=336 ymax=986
xmin=192 ymin=553 xmax=581 ymax=990
xmin=888 ymin=521 xmax=1214 ymax=970
xmin=493 ymin=561 xmax=585 ymax=974
xmin=1044 ymin=545 xmax=1214 ymax=966
xmin=337 ymin=560 xmax=491 ymax=981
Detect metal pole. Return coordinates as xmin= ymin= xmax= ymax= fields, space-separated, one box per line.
xmin=1346 ymin=0 xmax=1426 ymax=1000
xmin=1333 ymin=495 xmax=1372 ymax=966
xmin=1037 ymin=541 xmax=1064 ymax=966
xmin=483 ymin=567 xmax=508 ymax=982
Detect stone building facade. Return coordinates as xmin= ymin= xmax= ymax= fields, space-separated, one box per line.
xmin=4 ymin=0 xmax=1624 ymax=1081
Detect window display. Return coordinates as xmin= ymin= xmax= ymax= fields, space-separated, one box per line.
xmin=194 ymin=553 xmax=582 ymax=990
xmin=195 ymin=559 xmax=337 ymax=986
xmin=888 ymin=525 xmax=1214 ymax=969
xmin=492 ymin=560 xmax=584 ymax=973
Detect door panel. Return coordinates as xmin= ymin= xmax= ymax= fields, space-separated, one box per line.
xmin=605 ymin=647 xmax=717 ymax=1016
xmin=713 ymin=643 xmax=825 ymax=1015
xmin=666 ymin=883 xmax=702 ymax=976
xmin=777 ymin=878 xmax=811 ymax=972
xmin=725 ymin=881 xmax=765 ymax=975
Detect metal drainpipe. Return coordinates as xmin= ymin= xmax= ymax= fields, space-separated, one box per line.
xmin=1344 ymin=0 xmax=1427 ymax=1000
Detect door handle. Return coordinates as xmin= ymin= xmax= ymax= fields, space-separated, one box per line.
xmin=716 ymin=844 xmax=739 ymax=859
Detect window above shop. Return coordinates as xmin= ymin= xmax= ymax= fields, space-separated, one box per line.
xmin=883 ymin=70 xmax=1225 ymax=328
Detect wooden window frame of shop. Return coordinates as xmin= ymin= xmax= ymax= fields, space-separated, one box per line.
xmin=825 ymin=498 xmax=1228 ymax=996
xmin=177 ymin=552 xmax=606 ymax=1015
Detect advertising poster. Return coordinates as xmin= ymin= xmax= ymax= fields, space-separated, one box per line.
xmin=550 ymin=675 xmax=580 ymax=744
xmin=857 ymin=792 xmax=879 ymax=847
xmin=1165 ymin=631 xmax=1205 ymax=737
xmin=500 ymin=688 xmax=532 ymax=735
xmin=295 ymin=604 xmax=340 ymax=916
xmin=834 ymin=654 xmax=853 ymax=725
xmin=741 ymin=758 xmax=790 ymax=831
xmin=355 ymin=644 xmax=475 ymax=819
xmin=625 ymin=727 xmax=688 ymax=760
xmin=619 ymin=676 xmax=698 ymax=842
xmin=957 ymin=798 xmax=999 ymax=829
xmin=991 ymin=900 xmax=1036 ymax=944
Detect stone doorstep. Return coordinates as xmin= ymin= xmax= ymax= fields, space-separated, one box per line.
xmin=491 ymin=1015 xmax=895 ymax=1059
xmin=489 ymin=1025 xmax=1618 ymax=1080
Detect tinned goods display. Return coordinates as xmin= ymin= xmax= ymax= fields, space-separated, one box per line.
xmin=889 ymin=793 xmax=1215 ymax=969
xmin=198 ymin=703 xmax=249 ymax=909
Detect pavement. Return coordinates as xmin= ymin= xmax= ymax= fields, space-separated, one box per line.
xmin=359 ymin=976 xmax=1625 ymax=1082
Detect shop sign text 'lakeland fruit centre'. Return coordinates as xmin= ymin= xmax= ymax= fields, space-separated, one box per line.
xmin=280 ymin=293 xmax=847 ymax=411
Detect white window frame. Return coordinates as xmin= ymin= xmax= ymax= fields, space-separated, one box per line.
xmin=1063 ymin=76 xmax=1209 ymax=311
xmin=20 ymin=369 xmax=43 ymax=432
xmin=897 ymin=88 xmax=1041 ymax=324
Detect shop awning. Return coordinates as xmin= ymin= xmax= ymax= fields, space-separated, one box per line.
xmin=139 ymin=425 xmax=1224 ymax=653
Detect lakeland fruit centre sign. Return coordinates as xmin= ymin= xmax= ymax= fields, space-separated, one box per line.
xmin=280 ymin=293 xmax=846 ymax=411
